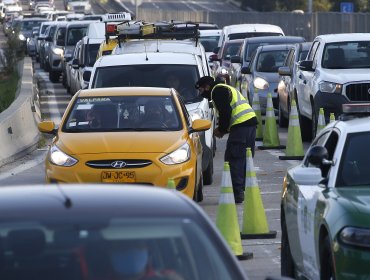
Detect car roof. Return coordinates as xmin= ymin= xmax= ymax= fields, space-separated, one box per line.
xmin=115 ymin=39 xmax=203 ymax=55
xmin=0 ymin=185 xmax=200 ymax=219
xmin=332 ymin=115 xmax=370 ymax=134
xmin=96 ymin=52 xmax=198 ymax=67
xmin=244 ymin=35 xmax=305 ymax=43
xmin=223 ymin=23 xmax=284 ymax=34
xmin=316 ymin=33 xmax=370 ymax=43
xmin=78 ymin=87 xmax=173 ymax=97
xmin=258 ymin=44 xmax=296 ymax=52
xmin=66 ymin=20 xmax=95 ymax=28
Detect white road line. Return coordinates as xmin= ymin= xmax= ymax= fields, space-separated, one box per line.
xmin=0 ymin=151 xmax=47 ymax=180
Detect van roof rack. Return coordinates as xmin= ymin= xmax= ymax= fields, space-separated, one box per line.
xmin=105 ymin=20 xmax=199 ymax=45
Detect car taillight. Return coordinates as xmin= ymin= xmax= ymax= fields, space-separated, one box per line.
xmin=106 ymin=24 xmax=117 ymax=36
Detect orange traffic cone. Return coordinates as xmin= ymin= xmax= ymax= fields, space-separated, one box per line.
xmin=241 ymin=148 xmax=277 ymax=239
xmin=216 ymin=162 xmax=253 ymax=260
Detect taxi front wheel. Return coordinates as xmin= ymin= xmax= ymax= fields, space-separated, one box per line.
xmin=320 ymin=236 xmax=335 ymax=280
xmin=281 ymin=219 xmax=295 ymax=277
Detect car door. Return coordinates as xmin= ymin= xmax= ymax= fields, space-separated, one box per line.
xmin=298 ymin=40 xmax=320 ymax=118
xmin=70 ymin=42 xmax=81 ymax=95
xmin=279 ymin=47 xmax=295 ymax=114
xmin=296 ymin=130 xmax=339 ymax=279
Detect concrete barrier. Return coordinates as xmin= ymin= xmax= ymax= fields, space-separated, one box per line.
xmin=0 ymin=57 xmax=41 ymax=167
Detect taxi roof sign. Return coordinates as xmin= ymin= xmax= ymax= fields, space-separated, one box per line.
xmin=101 ymin=12 xmax=132 ymax=22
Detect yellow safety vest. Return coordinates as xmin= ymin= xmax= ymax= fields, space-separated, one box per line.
xmin=211 ymin=84 xmax=256 ymax=129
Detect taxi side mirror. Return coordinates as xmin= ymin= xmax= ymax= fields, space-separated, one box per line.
xmin=38 ymin=121 xmax=57 ymax=135
xmin=189 ymin=119 xmax=211 ymax=133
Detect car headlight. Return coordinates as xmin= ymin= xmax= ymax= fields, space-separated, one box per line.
xmin=319 ymin=81 xmax=342 ymax=94
xmin=67 ymin=5 xmax=71 ymax=10
xmin=52 ymin=47 xmax=64 ymax=56
xmin=339 ymin=227 xmax=370 ymax=248
xmin=189 ymin=108 xmax=204 ymax=122
xmin=18 ymin=34 xmax=26 ymax=41
xmin=221 ymin=67 xmax=228 ymax=75
xmin=49 ymin=145 xmax=78 ymax=166
xmin=160 ymin=143 xmax=190 ymax=165
xmin=253 ymin=77 xmax=269 ymax=90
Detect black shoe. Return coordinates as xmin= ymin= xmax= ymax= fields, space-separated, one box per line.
xmin=235 ymin=197 xmax=244 ymax=204
xmin=234 ymin=190 xmax=244 ymax=204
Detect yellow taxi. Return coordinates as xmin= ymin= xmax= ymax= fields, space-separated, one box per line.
xmin=96 ymin=38 xmax=118 ymax=59
xmin=38 ymin=87 xmax=211 ymax=201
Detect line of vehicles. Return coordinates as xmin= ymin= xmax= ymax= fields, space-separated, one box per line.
xmin=6 ymin=5 xmax=370 ymax=278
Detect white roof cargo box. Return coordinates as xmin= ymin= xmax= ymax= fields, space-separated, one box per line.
xmin=101 ymin=12 xmax=131 ymax=22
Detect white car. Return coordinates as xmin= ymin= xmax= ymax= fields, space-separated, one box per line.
xmin=87 ymin=52 xmax=215 ymax=185
xmin=65 ymin=0 xmax=91 ymax=14
xmin=297 ymin=33 xmax=370 ymax=141
xmin=199 ymin=29 xmax=221 ymax=69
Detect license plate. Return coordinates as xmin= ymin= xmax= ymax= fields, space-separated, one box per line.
xmin=101 ymin=171 xmax=136 ymax=183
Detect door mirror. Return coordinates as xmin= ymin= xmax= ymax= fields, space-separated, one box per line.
xmin=213 ymin=47 xmax=220 ymax=54
xmin=83 ymin=70 xmax=91 ymax=82
xmin=299 ymin=60 xmax=314 ymax=72
xmin=241 ymin=66 xmax=251 ymax=75
xmin=278 ymin=66 xmax=292 ymax=76
xmin=72 ymin=58 xmax=79 ymax=69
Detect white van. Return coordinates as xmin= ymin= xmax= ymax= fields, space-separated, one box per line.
xmin=217 ymin=23 xmax=285 ymax=48
xmin=199 ymin=29 xmax=221 ymax=68
xmin=87 ymin=52 xmax=215 ymax=185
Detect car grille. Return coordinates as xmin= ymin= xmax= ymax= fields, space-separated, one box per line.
xmin=86 ymin=159 xmax=152 ymax=169
xmin=345 ymin=83 xmax=370 ymax=102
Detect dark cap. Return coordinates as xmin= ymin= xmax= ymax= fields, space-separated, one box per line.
xmin=195 ymin=76 xmax=215 ymax=89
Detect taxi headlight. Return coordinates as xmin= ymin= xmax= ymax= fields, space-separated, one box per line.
xmin=18 ymin=34 xmax=26 ymax=41
xmin=160 ymin=143 xmax=190 ymax=165
xmin=52 ymin=47 xmax=64 ymax=56
xmin=319 ymin=81 xmax=342 ymax=94
xmin=221 ymin=67 xmax=228 ymax=75
xmin=49 ymin=145 xmax=78 ymax=167
xmin=189 ymin=108 xmax=204 ymax=122
xmin=339 ymin=227 xmax=370 ymax=248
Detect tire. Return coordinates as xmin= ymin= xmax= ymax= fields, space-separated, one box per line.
xmin=193 ymin=171 xmax=203 ymax=202
xmin=278 ymin=100 xmax=288 ymax=128
xmin=296 ymin=97 xmax=312 ymax=142
xmin=281 ymin=217 xmax=295 ymax=278
xmin=49 ymin=71 xmax=60 ymax=83
xmin=212 ymin=135 xmax=216 ymax=157
xmin=320 ymin=236 xmax=335 ymax=280
xmin=203 ymin=155 xmax=213 ymax=185
xmin=311 ymin=102 xmax=317 ymax=141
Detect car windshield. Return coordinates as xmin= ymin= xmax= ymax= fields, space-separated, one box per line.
xmin=228 ymin=32 xmax=282 ymax=40
xmin=0 ymin=218 xmax=239 ymax=280
xmin=66 ymin=27 xmax=87 ymax=46
xmin=86 ymin=43 xmax=100 ymax=67
xmin=245 ymin=41 xmax=301 ymax=62
xmin=63 ymin=95 xmax=182 ymax=132
xmin=92 ymin=65 xmax=202 ymax=104
xmin=21 ymin=20 xmax=44 ymax=32
xmin=199 ymin=35 xmax=220 ymax=52
xmin=322 ymin=41 xmax=370 ymax=69
xmin=336 ymin=131 xmax=370 ymax=187
xmin=222 ymin=41 xmax=242 ymax=60
xmin=256 ymin=49 xmax=290 ymax=73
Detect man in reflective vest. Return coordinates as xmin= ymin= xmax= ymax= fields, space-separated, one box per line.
xmin=195 ymin=76 xmax=257 ymax=204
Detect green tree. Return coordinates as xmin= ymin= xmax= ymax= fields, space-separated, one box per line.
xmin=313 ymin=0 xmax=333 ymax=11
xmin=276 ymin=0 xmax=306 ymax=11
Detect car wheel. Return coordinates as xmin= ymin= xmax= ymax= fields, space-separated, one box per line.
xmin=49 ymin=71 xmax=60 ymax=83
xmin=193 ymin=170 xmax=203 ymax=202
xmin=311 ymin=102 xmax=317 ymax=141
xmin=203 ymin=155 xmax=213 ymax=185
xmin=212 ymin=135 xmax=216 ymax=157
xmin=296 ymin=98 xmax=312 ymax=142
xmin=320 ymin=236 xmax=335 ymax=280
xmin=278 ymin=100 xmax=288 ymax=128
xmin=281 ymin=217 xmax=295 ymax=277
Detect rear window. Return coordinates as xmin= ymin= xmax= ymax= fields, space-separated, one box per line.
xmin=92 ymin=65 xmax=202 ymax=104
xmin=256 ymin=49 xmax=290 ymax=72
xmin=228 ymin=32 xmax=282 ymax=41
xmin=86 ymin=43 xmax=100 ymax=67
xmin=0 ymin=218 xmax=240 ymax=280
xmin=200 ymin=35 xmax=220 ymax=52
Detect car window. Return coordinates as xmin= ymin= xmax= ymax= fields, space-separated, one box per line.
xmin=299 ymin=49 xmax=309 ymax=61
xmin=66 ymin=27 xmax=87 ymax=46
xmin=284 ymin=48 xmax=295 ymax=67
xmin=307 ymin=40 xmax=320 ymax=61
xmin=0 ymin=218 xmax=240 ymax=280
xmin=256 ymin=49 xmax=290 ymax=73
xmin=92 ymin=65 xmax=202 ymax=104
xmin=63 ymin=95 xmax=182 ymax=132
xmin=337 ymin=131 xmax=370 ymax=187
xmin=199 ymin=35 xmax=220 ymax=52
xmin=86 ymin=43 xmax=99 ymax=67
xmin=221 ymin=41 xmax=242 ymax=60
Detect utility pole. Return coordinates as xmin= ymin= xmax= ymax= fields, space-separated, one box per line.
xmin=135 ymin=0 xmax=138 ymax=20
xmin=308 ymin=0 xmax=312 ymax=13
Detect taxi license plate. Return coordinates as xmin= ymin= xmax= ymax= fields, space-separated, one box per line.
xmin=101 ymin=171 xmax=136 ymax=183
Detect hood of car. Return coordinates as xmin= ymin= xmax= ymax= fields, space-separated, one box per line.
xmin=336 ymin=188 xmax=370 ymax=215
xmin=319 ymin=68 xmax=370 ymax=84
xmin=57 ymin=131 xmax=186 ymax=155
xmin=255 ymin=72 xmax=280 ymax=83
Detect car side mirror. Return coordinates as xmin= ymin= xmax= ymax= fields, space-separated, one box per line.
xmin=71 ymin=58 xmax=79 ymax=69
xmin=306 ymin=145 xmax=333 ymax=167
xmin=230 ymin=55 xmax=241 ymax=64
xmin=209 ymin=54 xmax=219 ymax=62
xmin=38 ymin=121 xmax=57 ymax=135
xmin=83 ymin=70 xmax=91 ymax=82
xmin=45 ymin=36 xmax=52 ymax=42
xmin=278 ymin=66 xmax=292 ymax=76
xmin=189 ymin=119 xmax=211 ymax=134
xmin=299 ymin=60 xmax=314 ymax=72
xmin=241 ymin=66 xmax=251 ymax=75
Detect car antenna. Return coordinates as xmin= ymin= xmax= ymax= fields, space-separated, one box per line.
xmin=55 ymin=184 xmax=73 ymax=209
xmin=145 ymin=43 xmax=148 ymax=61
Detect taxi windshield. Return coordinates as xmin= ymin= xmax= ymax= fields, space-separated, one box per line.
xmin=62 ymin=95 xmax=182 ymax=132
xmin=92 ymin=65 xmax=202 ymax=104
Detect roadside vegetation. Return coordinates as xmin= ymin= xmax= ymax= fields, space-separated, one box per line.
xmin=0 ymin=34 xmax=23 ymax=113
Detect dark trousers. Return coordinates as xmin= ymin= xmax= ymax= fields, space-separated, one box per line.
xmin=224 ymin=124 xmax=256 ymax=198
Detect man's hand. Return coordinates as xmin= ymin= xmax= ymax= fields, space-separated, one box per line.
xmin=214 ymin=127 xmax=224 ymax=138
